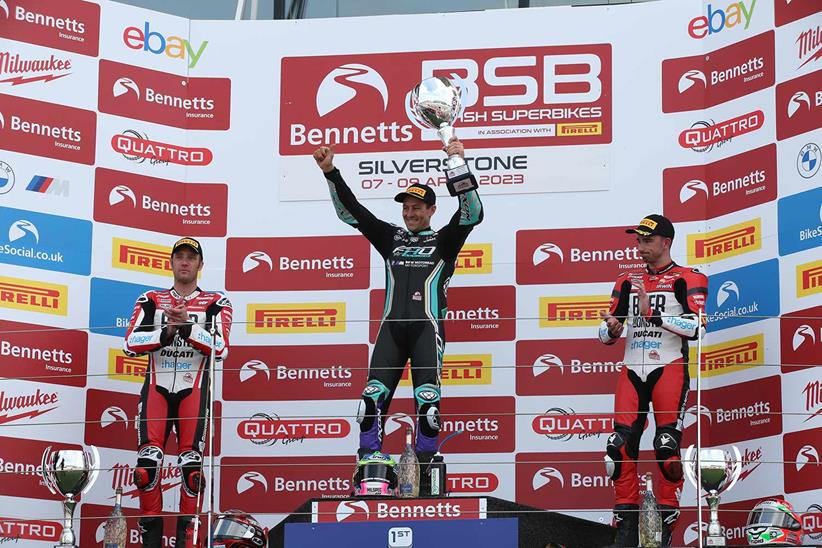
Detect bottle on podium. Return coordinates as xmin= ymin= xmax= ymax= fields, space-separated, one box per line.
xmin=397 ymin=427 xmax=420 ymax=498
xmin=103 ymin=487 xmax=127 ymax=548
xmin=639 ymin=476 xmax=662 ymax=547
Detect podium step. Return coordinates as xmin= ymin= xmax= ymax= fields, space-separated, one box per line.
xmin=268 ymin=496 xmax=615 ymax=547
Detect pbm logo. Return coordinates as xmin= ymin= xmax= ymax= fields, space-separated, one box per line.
xmin=532 ymin=467 xmax=564 ymax=489
xmin=680 ymin=179 xmax=709 ymax=203
xmin=788 ymin=91 xmax=811 ymax=118
xmin=533 ymin=243 xmax=563 ymax=265
xmin=242 ymin=251 xmax=273 ymax=273
xmin=108 ymin=185 xmax=136 ymax=206
xmin=100 ymin=406 xmax=128 ymax=428
xmin=533 ymin=354 xmax=564 ymax=377
xmin=316 ymin=64 xmax=388 ymax=117
xmin=717 ymin=281 xmax=740 ymax=307
xmin=8 ymin=219 xmax=38 ymax=243
xmin=796 ymin=444 xmax=819 ymax=471
xmin=794 ymin=325 xmax=817 ymax=350
xmin=236 ymin=470 xmax=268 ymax=494
xmin=385 ymin=413 xmax=416 ymax=437
xmin=239 ymin=360 xmax=270 ymax=382
xmin=684 ymin=404 xmax=713 ymax=429
xmin=678 ymin=69 xmax=707 ymax=93
xmin=112 ymin=77 xmax=140 ymax=99
xmin=336 ymin=500 xmax=370 ymax=522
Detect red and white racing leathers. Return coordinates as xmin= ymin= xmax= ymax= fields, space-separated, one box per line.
xmin=598 ymin=262 xmax=707 ymax=510
xmin=124 ymin=288 xmax=232 ymax=519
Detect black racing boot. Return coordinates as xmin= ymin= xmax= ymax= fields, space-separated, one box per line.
xmin=659 ymin=504 xmax=680 ymax=548
xmin=415 ymin=450 xmax=436 ymax=496
xmin=606 ymin=504 xmax=639 ymax=547
xmin=139 ymin=516 xmax=163 ymax=547
xmin=175 ymin=515 xmax=202 ymax=548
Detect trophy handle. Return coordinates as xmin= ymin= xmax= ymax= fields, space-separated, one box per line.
xmin=720 ymin=446 xmax=743 ymax=494
xmin=82 ymin=445 xmax=101 ymax=495
xmin=682 ymin=445 xmax=699 ymax=489
xmin=404 ymin=90 xmax=430 ymax=130
xmin=41 ymin=446 xmax=60 ymax=495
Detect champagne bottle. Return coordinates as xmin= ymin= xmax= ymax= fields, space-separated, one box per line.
xmin=639 ymin=476 xmax=663 ymax=548
xmin=397 ymin=427 xmax=419 ymax=498
xmin=103 ymin=487 xmax=127 ymax=548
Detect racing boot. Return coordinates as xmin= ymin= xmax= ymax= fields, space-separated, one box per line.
xmin=659 ymin=504 xmax=680 ymax=548
xmin=139 ymin=516 xmax=163 ymax=547
xmin=606 ymin=504 xmax=639 ymax=547
xmin=175 ymin=515 xmax=202 ymax=548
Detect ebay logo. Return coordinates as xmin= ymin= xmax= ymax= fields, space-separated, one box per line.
xmin=122 ymin=21 xmax=207 ymax=68
xmin=688 ymin=0 xmax=757 ymax=39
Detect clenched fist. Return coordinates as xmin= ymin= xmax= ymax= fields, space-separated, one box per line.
xmin=313 ymin=145 xmax=335 ymax=173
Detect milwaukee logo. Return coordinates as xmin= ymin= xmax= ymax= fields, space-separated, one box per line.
xmin=797 ymin=259 xmax=822 ymax=298
xmin=539 ymin=296 xmax=609 ymax=327
xmin=691 ymin=334 xmax=763 ymax=377
xmin=0 ymin=51 xmax=71 ymax=85
xmin=803 ymin=380 xmax=822 ymax=422
xmin=688 ymin=219 xmax=761 ymax=263
xmin=112 ymin=238 xmax=171 ymax=276
xmin=797 ymin=25 xmax=822 ymax=69
xmin=401 ymin=354 xmax=492 ymax=386
xmin=0 ymin=276 xmax=67 ymax=315
xmin=0 ymin=388 xmax=59 ymax=424
xmin=456 ymin=244 xmax=492 ymax=274
xmin=111 ymin=462 xmax=179 ymax=498
xmin=107 ymin=348 xmax=147 ymax=383
xmin=247 ymin=303 xmax=346 ymax=333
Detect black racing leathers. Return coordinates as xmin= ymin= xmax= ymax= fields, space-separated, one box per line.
xmin=325 ymin=169 xmax=483 ymax=454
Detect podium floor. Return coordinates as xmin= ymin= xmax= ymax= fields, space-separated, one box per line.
xmin=268 ymin=495 xmax=615 ymax=548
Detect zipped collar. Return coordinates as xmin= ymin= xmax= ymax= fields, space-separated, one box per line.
xmin=646 ymin=262 xmax=676 ymax=275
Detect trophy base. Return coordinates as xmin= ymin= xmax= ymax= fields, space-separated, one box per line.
xmin=706 ymin=535 xmax=726 ymax=545
xmin=444 ymin=165 xmax=477 ymax=196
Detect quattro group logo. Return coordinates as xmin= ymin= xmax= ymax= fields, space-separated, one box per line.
xmin=662 ymin=144 xmax=776 ymax=222
xmin=0 ymin=93 xmax=95 ymax=164
xmin=111 ymin=129 xmax=212 ymax=166
xmin=778 ymin=186 xmax=822 ymax=256
xmin=237 ymin=413 xmax=350 ymax=445
xmin=780 ymin=305 xmax=822 ymax=374
xmin=0 ymin=206 xmax=92 ymax=275
xmin=707 ymin=259 xmax=779 ymax=331
xmin=225 ymin=235 xmax=370 ymax=291
xmin=539 ymin=295 xmax=610 ymax=328
xmin=0 ymin=275 xmax=67 ymax=316
xmin=0 ymin=319 xmax=87 ymax=387
xmin=687 ymin=0 xmax=758 ymax=39
xmin=279 ymin=43 xmax=612 ymax=154
xmin=690 ymin=333 xmax=763 ymax=378
xmin=687 ymin=218 xmax=761 ymax=263
xmin=662 ymin=31 xmax=773 ymax=112
xmin=797 ymin=258 xmax=822 ymax=298
xmin=455 ymin=244 xmax=492 ymax=274
xmin=122 ymin=20 xmax=208 ymax=69
xmin=107 ymin=347 xmax=148 ymax=383
xmin=515 ymin=338 xmax=624 ymax=396
xmin=0 ymin=0 xmax=100 ymax=56
xmin=93 ymin=167 xmax=227 ymax=236
xmin=517 ymin=227 xmax=641 ymax=285
xmin=531 ymin=408 xmax=612 ymax=441
xmin=0 ymin=47 xmax=73 ymax=86
xmin=777 ymin=70 xmax=821 ymax=141
xmin=247 ymin=302 xmax=346 ymax=334
xmin=0 ymin=517 xmax=60 ymax=542
xmin=99 ymin=60 xmax=230 ymax=130
xmin=112 ymin=237 xmax=172 ymax=277
xmin=678 ymin=110 xmax=764 ymax=152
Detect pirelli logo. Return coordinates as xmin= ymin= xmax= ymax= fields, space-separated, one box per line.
xmin=112 ymin=238 xmax=172 ymax=276
xmin=797 ymin=259 xmax=822 ymax=298
xmin=108 ymin=348 xmax=148 ymax=382
xmin=400 ymin=354 xmax=492 ymax=386
xmin=557 ymin=122 xmax=602 ymax=136
xmin=539 ymin=296 xmax=609 ymax=327
xmin=247 ymin=302 xmax=346 ymax=333
xmin=456 ymin=244 xmax=492 ymax=275
xmin=0 ymin=276 xmax=67 ymax=315
xmin=687 ymin=219 xmax=761 ymax=263
xmin=689 ymin=334 xmax=763 ymax=378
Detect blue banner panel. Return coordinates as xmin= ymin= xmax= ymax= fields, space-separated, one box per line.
xmin=89 ymin=277 xmax=158 ymax=337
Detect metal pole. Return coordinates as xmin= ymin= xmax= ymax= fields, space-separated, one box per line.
xmin=192 ymin=326 xmax=217 ymax=547
xmin=234 ymin=0 xmax=246 ymax=20
xmin=696 ymin=307 xmax=704 ymax=548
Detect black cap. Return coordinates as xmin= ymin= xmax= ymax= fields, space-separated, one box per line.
xmin=626 ymin=214 xmax=675 ymax=239
xmin=394 ymin=184 xmax=436 ymax=205
xmin=171 ymin=237 xmax=203 ymax=258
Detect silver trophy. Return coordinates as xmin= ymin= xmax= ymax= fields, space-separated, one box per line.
xmin=407 ymin=76 xmax=477 ymax=196
xmin=683 ymin=446 xmax=742 ymax=546
xmin=41 ymin=446 xmax=100 ymax=547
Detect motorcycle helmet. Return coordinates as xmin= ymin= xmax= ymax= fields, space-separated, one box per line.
xmin=353 ymin=451 xmax=397 ymax=496
xmin=745 ymin=499 xmax=803 ymax=546
xmin=211 ymin=510 xmax=266 ymax=547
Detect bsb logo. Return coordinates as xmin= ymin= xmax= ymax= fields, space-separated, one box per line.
xmin=687 ymin=0 xmax=758 ymax=39
xmin=225 ymin=235 xmax=370 ymax=291
xmin=93 ymin=167 xmax=228 ymax=237
xmin=663 ymin=144 xmax=776 ymax=222
xmin=0 ymin=93 xmax=96 ymax=165
xmin=687 ymin=218 xmax=761 ymax=263
xmin=707 ymin=259 xmax=779 ymax=332
xmin=777 ymin=185 xmax=822 ymax=256
xmin=0 ymin=206 xmax=93 ymax=275
xmin=539 ymin=295 xmax=610 ymax=328
xmin=690 ymin=333 xmax=763 ymax=378
xmin=0 ymin=0 xmax=100 ymax=56
xmin=782 ymin=426 xmax=822 ymax=493
xmin=0 ymin=319 xmax=88 ymax=388
xmin=517 ymin=227 xmax=642 ymax=285
xmin=280 ymin=44 xmax=612 ymax=155
xmin=776 ymin=70 xmax=822 ymax=140
xmin=247 ymin=303 xmax=346 ymax=334
xmin=99 ymin=60 xmax=230 ymax=130
xmin=515 ymin=338 xmax=624 ymax=396
xmin=797 ymin=258 xmax=822 ymax=298
xmin=456 ymin=244 xmax=492 ymax=275
xmin=107 ymin=347 xmax=148 ymax=383
xmin=111 ymin=237 xmax=172 ymax=277
xmin=122 ymin=21 xmax=207 ymax=69
xmin=662 ymin=31 xmax=774 ymax=112
xmin=780 ymin=305 xmax=822 ymax=374
xmin=0 ymin=275 xmax=67 ymax=316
